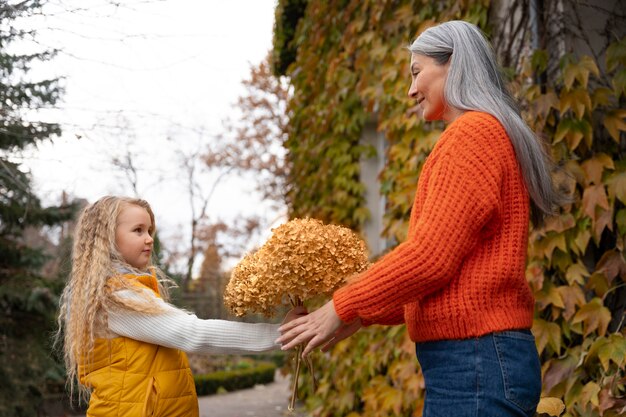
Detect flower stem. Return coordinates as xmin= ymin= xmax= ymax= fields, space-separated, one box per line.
xmin=289 ymin=344 xmax=303 ymax=412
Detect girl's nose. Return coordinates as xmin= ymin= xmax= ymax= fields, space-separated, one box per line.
xmin=146 ymin=235 xmax=154 ymax=244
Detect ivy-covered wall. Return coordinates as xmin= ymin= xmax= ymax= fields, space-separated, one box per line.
xmin=275 ymin=0 xmax=626 ymax=416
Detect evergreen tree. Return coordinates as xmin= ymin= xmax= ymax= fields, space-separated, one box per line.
xmin=0 ymin=1 xmax=75 ymax=415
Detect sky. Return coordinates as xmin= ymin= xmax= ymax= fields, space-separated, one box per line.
xmin=14 ymin=0 xmax=282 ymax=271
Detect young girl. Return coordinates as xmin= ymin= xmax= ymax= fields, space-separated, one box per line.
xmin=56 ymin=196 xmax=297 ymax=417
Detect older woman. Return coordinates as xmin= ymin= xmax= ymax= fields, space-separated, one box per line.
xmin=278 ymin=20 xmax=566 ymax=417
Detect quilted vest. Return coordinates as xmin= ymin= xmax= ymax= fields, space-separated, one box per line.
xmin=78 ymin=271 xmax=199 ymax=417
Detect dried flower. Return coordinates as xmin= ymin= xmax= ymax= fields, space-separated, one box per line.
xmin=224 ymin=218 xmax=369 ymax=317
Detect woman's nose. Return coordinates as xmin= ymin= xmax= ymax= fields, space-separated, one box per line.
xmin=408 ymin=80 xmax=417 ymax=98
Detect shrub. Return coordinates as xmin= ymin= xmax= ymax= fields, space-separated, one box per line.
xmin=194 ymin=362 xmax=276 ymax=396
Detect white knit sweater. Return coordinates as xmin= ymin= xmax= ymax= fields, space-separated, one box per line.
xmin=107 ymin=289 xmax=280 ymax=354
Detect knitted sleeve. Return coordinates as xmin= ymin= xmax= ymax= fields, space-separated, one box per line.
xmin=333 ymin=127 xmax=503 ymax=324
xmin=360 ymin=304 xmax=405 ymax=326
xmin=107 ymin=289 xmax=280 ymax=354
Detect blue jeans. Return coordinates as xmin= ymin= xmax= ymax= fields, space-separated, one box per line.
xmin=415 ymin=330 xmax=541 ymax=417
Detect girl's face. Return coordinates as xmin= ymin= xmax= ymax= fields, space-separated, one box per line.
xmin=115 ymin=204 xmax=154 ymax=270
xmin=408 ymin=53 xmax=461 ymax=123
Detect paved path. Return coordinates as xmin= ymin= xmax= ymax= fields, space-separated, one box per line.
xmin=66 ymin=372 xmax=309 ymax=417
xmin=198 ymin=372 xmax=310 ymax=417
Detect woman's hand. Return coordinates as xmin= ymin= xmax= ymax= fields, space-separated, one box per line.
xmin=277 ymin=300 xmax=361 ymax=356
xmin=320 ymin=318 xmax=362 ymax=352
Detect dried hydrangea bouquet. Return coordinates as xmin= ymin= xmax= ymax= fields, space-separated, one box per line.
xmin=224 ymin=218 xmax=369 ymax=410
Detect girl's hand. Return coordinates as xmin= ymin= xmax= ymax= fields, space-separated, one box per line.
xmin=282 ymin=305 xmax=308 ymax=325
xmin=277 ymin=300 xmax=359 ymax=357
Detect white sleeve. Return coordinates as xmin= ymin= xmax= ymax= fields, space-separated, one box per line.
xmin=107 ymin=289 xmax=280 ymax=354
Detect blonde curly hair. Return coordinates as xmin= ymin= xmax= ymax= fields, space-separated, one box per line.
xmin=55 ymin=196 xmax=173 ymax=402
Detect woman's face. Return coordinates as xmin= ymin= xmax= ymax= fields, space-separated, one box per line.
xmin=408 ymin=53 xmax=459 ymax=123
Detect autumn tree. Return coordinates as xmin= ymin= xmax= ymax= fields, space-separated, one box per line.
xmin=179 ymin=54 xmax=290 ymax=307
xmin=204 ymin=54 xmax=290 ymax=207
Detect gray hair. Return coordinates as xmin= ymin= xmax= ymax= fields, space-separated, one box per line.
xmin=410 ymin=20 xmax=565 ymax=225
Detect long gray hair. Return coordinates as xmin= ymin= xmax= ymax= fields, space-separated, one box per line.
xmin=410 ymin=20 xmax=566 ymax=225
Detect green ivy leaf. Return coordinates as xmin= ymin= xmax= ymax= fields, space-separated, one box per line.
xmin=613 ymin=69 xmax=626 ymax=98
xmin=591 ymin=87 xmax=613 ymax=109
xmin=563 ymin=56 xmax=599 ymax=89
xmin=606 ymin=170 xmax=626 ymax=204
xmin=606 ymin=37 xmax=626 ymax=72
xmin=616 ymin=209 xmax=626 ymax=235
xmin=560 ymin=88 xmax=592 ymax=119
xmin=587 ymin=334 xmax=626 ymax=372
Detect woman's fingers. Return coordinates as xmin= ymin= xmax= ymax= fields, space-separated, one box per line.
xmin=277 ymin=300 xmax=343 ymax=354
xmin=278 ymin=326 xmax=307 ymax=348
xmin=277 ymin=317 xmax=310 ymax=344
xmin=302 ymin=333 xmax=333 ymax=356
xmin=320 ymin=319 xmax=362 ymax=352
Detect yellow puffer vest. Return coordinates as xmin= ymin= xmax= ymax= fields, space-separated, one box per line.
xmin=78 ymin=272 xmax=199 ymax=417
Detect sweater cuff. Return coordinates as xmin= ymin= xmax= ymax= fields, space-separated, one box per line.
xmin=333 ymin=286 xmax=359 ymax=323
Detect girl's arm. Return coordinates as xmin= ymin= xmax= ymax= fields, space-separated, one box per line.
xmin=107 ymin=289 xmax=280 ymax=354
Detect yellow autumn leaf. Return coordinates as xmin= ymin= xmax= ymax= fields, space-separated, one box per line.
xmin=559 ymin=88 xmax=592 ymax=119
xmin=379 ymin=385 xmax=403 ymax=415
xmin=557 ymin=285 xmax=586 ymax=320
xmin=543 ymin=213 xmax=576 ymax=234
xmin=599 ymin=333 xmax=626 ymax=370
xmin=571 ymin=297 xmax=611 ymax=337
xmin=565 ymin=261 xmax=590 ymax=285
xmin=582 ymin=184 xmax=609 ymax=221
xmin=532 ymin=318 xmax=561 ymax=354
xmin=581 ymin=153 xmax=614 ymax=186
xmin=535 ymin=91 xmax=558 ymax=117
xmin=536 ymin=283 xmax=565 ymax=309
xmin=592 ymin=206 xmax=613 ymax=244
xmin=537 ymin=397 xmax=565 ymax=416
xmin=543 ymin=233 xmax=567 ymax=259
xmin=554 ymin=117 xmax=593 ymax=150
xmin=591 ymin=87 xmax=613 ymax=109
xmin=603 ymin=109 xmax=626 ymax=142
xmin=564 ymin=159 xmax=585 ymax=185
xmin=572 ymin=228 xmax=591 ymax=255
xmin=607 ymin=171 xmax=626 ymax=204
xmin=580 ymin=381 xmax=601 ymax=407
xmin=587 ymin=272 xmax=610 ymax=298
xmin=415 ymin=19 xmax=436 ymax=36
xmin=393 ymin=4 xmax=414 ymax=22
xmin=563 ymin=56 xmax=599 ymax=89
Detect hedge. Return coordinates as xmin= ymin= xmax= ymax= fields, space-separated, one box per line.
xmin=194 ymin=361 xmax=276 ymax=396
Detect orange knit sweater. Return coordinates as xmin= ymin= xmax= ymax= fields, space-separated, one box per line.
xmin=333 ymin=111 xmax=535 ymax=342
